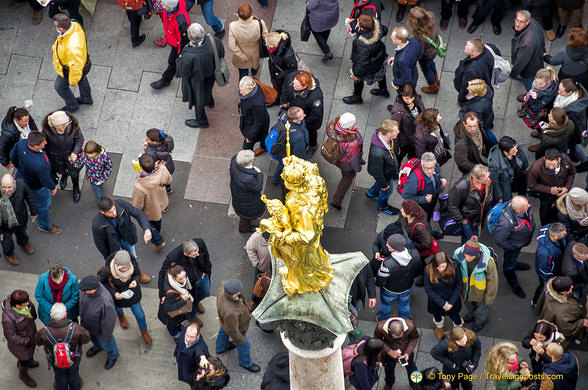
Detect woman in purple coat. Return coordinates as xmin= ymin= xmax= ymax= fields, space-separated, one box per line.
xmin=306 ymin=0 xmax=339 ymax=62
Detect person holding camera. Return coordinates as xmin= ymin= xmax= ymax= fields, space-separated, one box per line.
xmin=174 ymin=322 xmax=212 ymax=389
xmin=194 ymin=356 xmax=230 ymax=389
xmin=431 ymin=326 xmax=481 ymax=390
xmin=373 ymin=317 xmax=419 ymax=390
xmin=521 ymin=320 xmax=563 ymax=389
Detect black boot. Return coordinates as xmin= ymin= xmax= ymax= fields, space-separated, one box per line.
xmin=504 ymin=270 xmax=526 ymax=298
xmin=72 ymin=177 xmax=81 ymax=203
xmin=60 ymin=174 xmax=67 ymax=190
xmin=343 ymin=82 xmax=364 ymax=105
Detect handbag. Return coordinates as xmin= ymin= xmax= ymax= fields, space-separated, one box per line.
xmin=252 ymin=272 xmax=271 ymax=299
xmin=165 ymin=289 xmax=193 ymax=318
xmin=300 ymin=9 xmax=311 ymax=42
xmin=208 ymin=34 xmax=230 ymax=87
xmin=258 ymin=19 xmax=269 ymax=58
xmin=422 ymin=34 xmax=447 ymax=58
xmin=253 ymin=79 xmax=277 ymax=104
xmin=411 ymin=223 xmax=440 ymax=258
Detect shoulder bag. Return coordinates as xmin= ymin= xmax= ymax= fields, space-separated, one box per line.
xmin=165 ymin=289 xmax=193 ymax=318
xmin=300 ymin=9 xmax=311 ymax=42
xmin=258 ymin=19 xmax=269 ymax=58
xmin=208 ymin=34 xmax=230 ymax=87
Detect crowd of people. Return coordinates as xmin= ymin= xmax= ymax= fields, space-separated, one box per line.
xmin=1 ymin=0 xmax=588 ymax=389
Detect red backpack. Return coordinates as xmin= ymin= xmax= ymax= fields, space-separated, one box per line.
xmin=342 ymin=339 xmax=366 ymax=375
xmin=397 ymin=158 xmax=425 ymax=194
xmin=44 ymin=323 xmax=78 ymax=369
xmin=119 ymin=0 xmax=143 ymax=11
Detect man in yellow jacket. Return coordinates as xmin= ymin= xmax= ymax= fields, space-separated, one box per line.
xmin=52 ymin=13 xmax=92 ymax=113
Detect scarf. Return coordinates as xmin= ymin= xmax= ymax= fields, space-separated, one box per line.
xmin=12 ymin=305 xmax=32 ymax=318
xmin=167 ymin=273 xmax=194 ymax=302
xmin=553 ymin=91 xmax=579 ymax=108
xmin=470 ymin=128 xmax=484 ymax=154
xmin=507 ymin=355 xmax=519 ymax=372
xmin=525 ymin=80 xmax=553 ymax=102
xmin=49 ymin=271 xmax=69 ymax=303
xmin=110 ymin=261 xmax=135 ymax=283
xmin=0 ymin=191 xmax=19 ymax=229
xmin=566 ymin=196 xmax=588 ymax=225
xmin=14 ymin=121 xmax=31 ymax=140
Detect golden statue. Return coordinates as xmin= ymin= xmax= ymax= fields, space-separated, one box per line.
xmin=259 ymin=154 xmax=334 ymax=296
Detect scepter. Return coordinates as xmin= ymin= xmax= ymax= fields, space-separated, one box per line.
xmin=285 ymin=121 xmax=291 ymax=157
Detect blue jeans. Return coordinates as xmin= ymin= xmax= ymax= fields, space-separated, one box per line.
xmin=257 ymin=0 xmax=268 ymax=6
xmin=119 ymin=240 xmax=137 ymax=257
xmin=485 ymin=128 xmax=498 ymax=146
xmin=503 ymin=248 xmax=521 ymax=272
xmin=149 ymin=219 xmax=164 ymax=246
xmin=54 ymin=364 xmax=81 ymax=390
xmin=32 ymin=187 xmax=52 ymax=230
xmin=54 ymin=75 xmax=92 ymax=111
xmin=200 ymin=0 xmax=223 ymax=33
xmin=518 ymin=76 xmax=534 ymax=91
xmin=367 ymin=178 xmax=395 ymax=210
xmin=216 ymin=327 xmax=253 ymax=367
xmin=377 ymin=288 xmax=412 ymax=321
xmin=115 ymin=302 xmax=147 ymax=330
xmin=461 ymin=223 xmax=478 ymax=245
xmin=90 ymin=183 xmax=103 ymax=199
xmin=238 ymin=68 xmax=258 ymax=80
xmin=90 ymin=333 xmax=119 ymax=360
xmin=187 ymin=274 xmax=211 ymax=319
xmin=418 ymin=57 xmax=437 ymax=86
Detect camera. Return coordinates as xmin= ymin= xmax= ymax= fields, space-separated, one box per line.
xmin=397 ymin=355 xmax=408 ymax=367
xmin=461 ymin=360 xmax=474 ymax=374
xmin=198 ymin=367 xmax=210 ymax=376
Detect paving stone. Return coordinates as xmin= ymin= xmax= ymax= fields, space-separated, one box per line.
xmin=194 ymin=111 xmax=242 ymax=159
xmin=13 ymin=7 xmax=55 ymax=58
xmin=0 ymin=54 xmax=42 ymax=106
xmin=95 ymin=88 xmax=137 ymax=153
xmin=185 ymin=155 xmax=231 ymax=204
xmin=0 ymin=10 xmax=20 ymax=75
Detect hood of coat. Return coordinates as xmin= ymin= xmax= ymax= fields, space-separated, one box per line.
xmin=273 ymin=29 xmax=293 ymax=56
xmin=41 ymin=111 xmax=80 ymax=136
xmin=565 ymin=90 xmax=588 ymax=113
xmin=545 ymin=277 xmax=567 ymax=304
xmin=382 ymin=317 xmax=408 ymax=335
xmin=453 ymin=119 xmax=482 ymax=141
xmin=556 ymin=194 xmax=568 ymax=215
xmin=357 ymin=18 xmax=382 ymax=46
xmin=1 ymin=295 xmax=31 ymax=322
xmin=326 ymin=117 xmax=360 ymax=141
xmin=370 ymin=128 xmax=390 ymax=151
xmin=137 ymin=166 xmax=169 ymax=190
xmin=390 ymin=248 xmax=412 ymax=266
xmin=545 ymin=351 xmax=578 ymax=375
xmin=566 ymin=45 xmax=588 ymax=62
xmin=543 ymin=120 xmax=575 ymax=139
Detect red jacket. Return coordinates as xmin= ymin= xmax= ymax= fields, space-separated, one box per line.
xmin=163 ymin=0 xmax=191 ymax=50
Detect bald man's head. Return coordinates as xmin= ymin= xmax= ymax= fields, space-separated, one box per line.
xmin=546 ymin=343 xmax=564 ymax=361
xmin=511 ymin=196 xmax=529 ymax=213
xmin=1 ymin=174 xmax=15 ymax=196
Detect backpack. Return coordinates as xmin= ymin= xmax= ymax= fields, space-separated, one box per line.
xmin=265 ymin=111 xmax=290 ymax=161
xmin=44 ymin=323 xmax=78 ymax=369
xmin=423 ymin=34 xmax=447 ymax=58
xmin=321 ymin=136 xmax=342 ymax=165
xmin=208 ymin=35 xmax=230 ymax=87
xmin=397 ymin=158 xmax=424 ymax=194
xmin=119 ymin=0 xmax=143 ymax=11
xmin=342 ymin=339 xmax=366 ymax=376
xmin=437 ymin=193 xmax=462 ymax=236
xmin=487 ymin=202 xmax=513 ymax=235
xmin=485 ymin=44 xmax=511 ymax=86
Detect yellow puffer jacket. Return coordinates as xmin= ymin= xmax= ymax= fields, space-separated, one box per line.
xmin=52 ymin=21 xmax=87 ymax=86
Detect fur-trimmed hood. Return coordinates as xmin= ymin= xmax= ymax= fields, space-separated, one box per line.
xmin=556 ymin=193 xmax=568 ymax=215
xmin=545 ymin=277 xmax=567 ymax=304
xmin=357 ymin=18 xmax=382 ymax=46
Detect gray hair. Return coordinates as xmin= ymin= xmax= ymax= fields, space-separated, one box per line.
xmin=239 ymin=76 xmax=256 ymax=91
xmin=236 ymin=150 xmax=255 ymax=167
xmin=421 ymin=152 xmax=437 ymax=165
xmin=516 ymin=10 xmax=531 ymax=22
xmin=50 ymin=302 xmax=67 ymax=320
xmin=549 ymin=222 xmax=566 ymax=236
xmin=187 ymin=23 xmax=205 ymax=43
xmin=182 ymin=240 xmax=199 ymax=254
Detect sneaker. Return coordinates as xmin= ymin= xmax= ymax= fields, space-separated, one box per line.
xmin=365 ymin=191 xmax=377 ymax=199
xmin=378 ymin=206 xmax=400 ymax=215
xmin=38 ymin=225 xmax=62 ymax=234
xmin=154 ymin=37 xmax=167 ymax=47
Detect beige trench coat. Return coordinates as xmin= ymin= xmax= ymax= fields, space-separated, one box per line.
xmin=228 ymin=16 xmax=268 ymax=69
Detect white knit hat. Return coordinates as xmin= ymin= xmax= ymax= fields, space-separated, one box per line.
xmin=161 ymin=0 xmax=178 ymax=9
xmin=338 ymin=113 xmax=356 ymax=129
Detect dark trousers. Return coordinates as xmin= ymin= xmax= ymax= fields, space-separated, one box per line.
xmin=533 ymin=276 xmax=546 ymax=304
xmin=450 ymin=375 xmax=473 ymax=390
xmin=0 ymin=224 xmax=29 ymax=256
xmin=238 ymin=68 xmax=258 ymax=80
xmin=194 ymin=78 xmax=215 ymax=123
xmin=49 ymin=0 xmax=83 ymax=26
xmin=54 ymin=364 xmax=81 ymax=390
xmin=331 ymin=170 xmax=356 ymax=207
xmin=472 ymin=0 xmax=506 ymax=26
xmin=522 ymin=0 xmax=553 ymax=30
xmin=503 ymin=248 xmax=522 ymax=288
xmin=54 ymin=75 xmax=92 ymax=111
xmin=441 ymin=0 xmax=473 ymax=21
xmin=384 ymin=352 xmax=417 ymax=387
xmin=311 ymin=29 xmax=331 ymax=54
xmin=162 ymin=45 xmax=180 ymax=83
xmin=539 ymin=199 xmax=557 ymax=226
xmin=397 ymin=144 xmax=416 ymax=163
xmin=126 ymin=10 xmax=142 ymax=44
xmin=461 ymin=222 xmax=478 ymax=245
xmin=149 ymin=219 xmax=164 ymax=246
xmin=239 ymin=217 xmax=252 ymax=233
xmin=17 ymin=0 xmax=43 ymax=11
xmin=353 ymin=76 xmax=388 ymax=96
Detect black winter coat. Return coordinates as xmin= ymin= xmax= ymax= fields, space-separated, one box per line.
xmin=454 ymin=47 xmax=495 ymax=104
xmin=453 ymin=120 xmax=491 ymax=175
xmin=493 ymin=203 xmax=536 ymax=251
xmin=91 ymin=199 xmax=152 ymax=259
xmin=448 ymin=175 xmax=498 ymax=227
xmin=511 ymin=19 xmax=545 ymax=79
xmin=267 ymin=30 xmax=297 ymax=88
xmin=145 ymin=139 xmax=175 ymax=175
xmin=99 ymin=252 xmax=143 ymax=308
xmin=229 ymin=155 xmax=265 ymax=220
xmin=239 ymin=85 xmax=270 ymax=143
xmin=349 ymin=264 xmax=376 ymax=309
xmin=370 ymin=220 xmax=413 ymax=260
xmin=0 ymin=179 xmax=38 ymax=232
xmin=157 ymin=275 xmax=190 ymax=327
xmin=431 ymin=336 xmax=482 ymax=375
xmin=377 ymin=248 xmax=421 ymax=293
xmin=42 ymin=112 xmax=84 ymax=175
xmin=351 ymin=19 xmax=387 ymax=78
xmin=367 ymin=129 xmax=399 ymax=188
xmin=0 ymin=115 xmax=38 ymax=167
xmin=424 ymin=265 xmax=463 ymax=317
xmin=280 ymin=71 xmax=324 ymax=132
xmin=561 ymin=241 xmax=588 ymax=292
xmin=158 ymin=238 xmax=212 ymax=298
xmin=460 ymin=88 xmax=494 ymax=131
